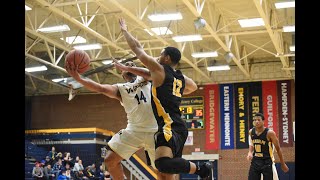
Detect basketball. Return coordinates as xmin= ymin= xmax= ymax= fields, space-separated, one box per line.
xmin=65 ymin=49 xmax=91 ymax=74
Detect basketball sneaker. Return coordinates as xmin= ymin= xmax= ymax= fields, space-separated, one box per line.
xmin=198 ymin=161 xmax=213 ymax=179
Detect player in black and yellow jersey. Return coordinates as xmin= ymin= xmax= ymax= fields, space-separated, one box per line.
xmin=118 ymin=17 xmax=213 ymax=179
xmin=247 ymin=113 xmax=289 ymax=180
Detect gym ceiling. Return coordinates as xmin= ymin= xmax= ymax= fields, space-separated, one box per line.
xmin=25 ymin=0 xmax=295 ymax=96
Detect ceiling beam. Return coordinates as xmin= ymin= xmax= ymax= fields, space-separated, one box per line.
xmin=25 ymin=85 xmax=48 ymax=94
xmin=115 ymin=29 xmax=282 ymax=45
xmin=253 ymin=0 xmax=292 ymax=77
xmin=35 ymin=0 xmax=130 ymax=55
xmin=25 ymin=71 xmax=68 ymax=90
xmin=182 ymin=0 xmax=250 ymax=78
xmin=241 ymin=45 xmax=250 ymax=73
xmin=25 ymin=53 xmax=68 ymax=74
xmin=53 ymin=0 xmax=99 ymax=7
xmin=26 ymin=27 xmax=71 ymax=52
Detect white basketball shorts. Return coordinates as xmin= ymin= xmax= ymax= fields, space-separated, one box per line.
xmin=107 ymin=129 xmax=156 ymax=168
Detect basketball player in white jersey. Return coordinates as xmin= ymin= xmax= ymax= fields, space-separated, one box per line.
xmin=66 ymin=61 xmax=158 ymax=180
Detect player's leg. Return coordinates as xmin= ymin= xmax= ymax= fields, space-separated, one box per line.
xmin=106 ymin=129 xmax=141 ymax=180
xmin=261 ymin=160 xmax=274 ymax=180
xmin=248 ymin=160 xmax=262 ymax=180
xmin=104 ymin=149 xmax=125 ymax=180
xmin=155 ymin=145 xmax=176 ymax=180
xmin=173 ymin=130 xmax=212 ymax=179
xmin=144 ymin=132 xmax=171 ymax=180
xmin=154 ymin=131 xmax=212 ymax=178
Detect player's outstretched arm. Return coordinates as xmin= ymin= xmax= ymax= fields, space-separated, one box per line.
xmin=119 ymin=17 xmax=163 ymax=74
xmin=268 ymin=130 xmax=289 ymax=173
xmin=113 ymin=58 xmax=152 ymax=81
xmin=66 ymin=65 xmax=120 ymax=100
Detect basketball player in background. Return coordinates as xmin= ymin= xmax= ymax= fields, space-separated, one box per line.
xmin=66 ymin=61 xmax=157 ymax=180
xmin=118 ymin=17 xmax=213 ymax=179
xmin=247 ymin=113 xmax=289 ymax=180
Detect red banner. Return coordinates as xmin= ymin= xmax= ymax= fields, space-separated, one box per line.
xmin=204 ymin=84 xmax=219 ymax=150
xmin=262 ymin=81 xmax=278 ymax=135
xmin=277 ymin=80 xmax=293 ymax=147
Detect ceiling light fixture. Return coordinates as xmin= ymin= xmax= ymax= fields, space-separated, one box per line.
xmin=25 ymin=5 xmax=32 ymax=11
xmin=192 ymin=51 xmax=218 ymax=58
xmin=289 ymin=45 xmax=295 ymax=52
xmin=144 ymin=27 xmax=173 ymax=36
xmin=224 ymin=52 xmax=234 ymax=63
xmin=194 ymin=17 xmax=206 ymax=29
xmin=275 ymin=1 xmax=295 ymax=9
xmin=238 ymin=18 xmax=265 ymax=28
xmin=37 ymin=24 xmax=70 ymax=33
xmin=60 ymin=36 xmax=87 ymax=44
xmin=148 ymin=12 xmax=183 ymax=21
xmin=172 ymin=35 xmax=202 ymax=42
xmin=283 ymin=26 xmax=295 ymax=32
xmin=102 ymin=60 xmax=113 ymax=65
xmin=25 ymin=65 xmax=47 ymax=72
xmin=52 ymin=78 xmax=68 ymax=83
xmin=73 ymin=43 xmax=102 ymax=50
xmin=207 ymin=65 xmax=230 ymax=71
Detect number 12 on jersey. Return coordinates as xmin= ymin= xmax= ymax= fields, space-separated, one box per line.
xmin=172 ymin=78 xmax=182 ymax=97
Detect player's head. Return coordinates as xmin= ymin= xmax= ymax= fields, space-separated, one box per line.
xmin=158 ymin=46 xmax=181 ymax=66
xmin=253 ymin=113 xmax=265 ymax=127
xmin=122 ymin=61 xmax=137 ymax=83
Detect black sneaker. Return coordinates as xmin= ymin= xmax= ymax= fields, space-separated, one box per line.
xmin=199 ymin=161 xmax=213 ymax=179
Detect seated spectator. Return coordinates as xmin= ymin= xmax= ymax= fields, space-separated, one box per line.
xmin=73 ymin=160 xmax=86 ymax=180
xmin=43 ymin=164 xmax=55 ymax=180
xmin=83 ymin=166 xmax=96 ymax=180
xmin=61 ymin=162 xmax=75 ymax=179
xmin=97 ymin=165 xmax=111 ymax=180
xmin=74 ymin=170 xmax=88 ymax=180
xmin=73 ymin=160 xmax=84 ymax=172
xmin=56 ymin=152 xmax=63 ymax=161
xmin=57 ymin=169 xmax=70 ymax=180
xmin=73 ymin=156 xmax=80 ymax=164
xmin=40 ymin=160 xmax=46 ymax=168
xmin=103 ymin=171 xmax=111 ymax=180
xmin=44 ymin=156 xmax=53 ymax=166
xmin=47 ymin=146 xmax=57 ymax=163
xmin=97 ymin=165 xmax=104 ymax=180
xmin=63 ymin=152 xmax=74 ymax=167
xmin=88 ymin=163 xmax=97 ymax=177
xmin=52 ymin=159 xmax=63 ymax=178
xmin=32 ymin=162 xmax=44 ymax=180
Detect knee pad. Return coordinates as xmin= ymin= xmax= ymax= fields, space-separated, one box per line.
xmin=155 ymin=157 xmax=171 ymax=172
xmin=155 ymin=157 xmax=190 ymax=174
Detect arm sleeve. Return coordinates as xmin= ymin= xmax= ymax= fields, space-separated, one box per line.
xmin=248 ymin=134 xmax=253 ymax=146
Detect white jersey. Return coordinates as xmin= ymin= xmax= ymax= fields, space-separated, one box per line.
xmin=117 ymin=76 xmax=158 ymax=133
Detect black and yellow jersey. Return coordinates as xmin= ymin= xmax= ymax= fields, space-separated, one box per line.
xmin=151 ymin=64 xmax=187 ymax=141
xmin=251 ymin=128 xmax=274 ymax=161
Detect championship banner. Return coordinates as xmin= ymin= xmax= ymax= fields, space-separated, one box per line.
xmin=204 ymin=84 xmax=219 ymax=150
xmin=248 ymin=82 xmax=263 ymax=129
xmin=277 ymin=80 xmax=293 ymax=147
xmin=262 ymin=81 xmax=278 ymax=135
xmin=234 ymin=83 xmax=249 ymax=149
xmin=219 ymin=84 xmax=234 ymax=149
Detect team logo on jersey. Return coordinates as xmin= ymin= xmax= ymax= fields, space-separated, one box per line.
xmin=125 ymin=81 xmax=149 ymax=94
